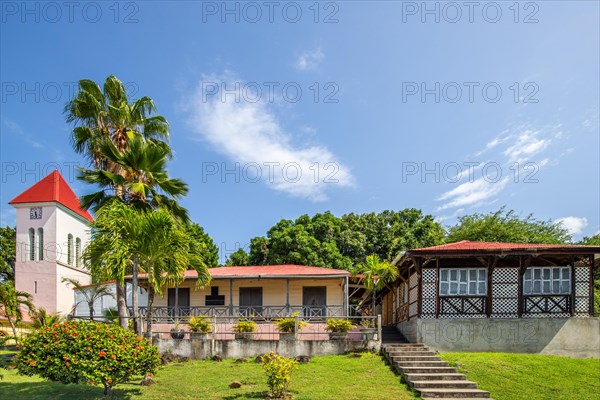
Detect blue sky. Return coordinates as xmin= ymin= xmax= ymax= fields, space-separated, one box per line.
xmin=1 ymin=1 xmax=599 ymax=261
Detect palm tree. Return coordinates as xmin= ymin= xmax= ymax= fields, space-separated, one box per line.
xmin=351 ymin=254 xmax=399 ymax=316
xmin=84 ymin=201 xmax=210 ymax=337
xmin=31 ymin=308 xmax=64 ymax=329
xmin=0 ymin=281 xmax=35 ymax=344
xmin=61 ymin=278 xmax=114 ymax=321
xmin=65 ymin=75 xmax=170 ymax=329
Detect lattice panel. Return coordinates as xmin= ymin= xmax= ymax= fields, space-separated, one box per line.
xmin=575 ymin=267 xmax=589 ymax=281
xmin=491 ymin=268 xmax=519 ymax=317
xmin=421 ymin=268 xmax=436 ymax=316
xmin=573 ymin=266 xmax=591 ymax=316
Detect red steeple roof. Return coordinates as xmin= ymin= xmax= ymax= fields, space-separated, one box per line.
xmin=9 ymin=170 xmax=93 ymax=222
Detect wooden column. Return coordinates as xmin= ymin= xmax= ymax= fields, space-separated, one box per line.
xmin=517 ymin=256 xmax=523 ymax=317
xmin=590 ymin=255 xmax=595 ymax=316
xmin=416 ymin=258 xmax=423 ymax=318
xmin=229 ymin=279 xmax=234 ymax=316
xmin=285 ymin=278 xmax=290 ymax=314
xmin=570 ymin=256 xmax=576 ymax=317
xmin=435 ymin=257 xmax=440 ymax=318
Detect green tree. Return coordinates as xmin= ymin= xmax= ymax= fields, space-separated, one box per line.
xmin=62 ymin=278 xmax=114 ymax=321
xmin=579 ymin=234 xmax=600 ymax=246
xmin=66 ymin=75 xmax=171 ymax=329
xmin=187 ymin=223 xmax=219 ymax=268
xmin=0 ymin=226 xmax=16 ymax=282
xmin=0 ymin=281 xmax=34 ymax=343
xmin=84 ymin=201 xmax=210 ymax=337
xmin=447 ymin=207 xmax=571 ymax=244
xmin=351 ymin=254 xmax=399 ymax=315
xmin=246 ymin=209 xmax=444 ymax=268
xmin=225 ymin=248 xmax=250 ymax=266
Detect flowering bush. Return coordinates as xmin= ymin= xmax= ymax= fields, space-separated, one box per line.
xmin=262 ymin=352 xmax=298 ymax=398
xmin=274 ymin=312 xmax=308 ymax=333
xmin=15 ymin=321 xmax=160 ymax=395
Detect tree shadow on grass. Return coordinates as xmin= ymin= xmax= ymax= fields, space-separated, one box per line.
xmin=0 ymin=380 xmax=142 ymax=399
xmin=222 ymin=391 xmax=268 ymax=400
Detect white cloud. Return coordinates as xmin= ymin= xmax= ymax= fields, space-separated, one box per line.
xmin=4 ymin=119 xmax=43 ymax=148
xmin=556 ymin=216 xmax=588 ymax=236
xmin=295 ymin=48 xmax=324 ymax=71
xmin=502 ymin=129 xmax=551 ymax=163
xmin=185 ymin=74 xmax=354 ymax=201
xmin=437 ymin=177 xmax=509 ymax=210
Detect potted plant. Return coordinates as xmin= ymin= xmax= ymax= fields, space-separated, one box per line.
xmin=359 ymin=319 xmax=377 ymax=340
xmin=188 ymin=316 xmax=213 ymax=339
xmin=325 ymin=318 xmax=356 ymax=340
xmin=275 ymin=312 xmax=308 ymax=341
xmin=232 ymin=318 xmax=257 ymax=340
xmin=170 ymin=321 xmax=185 ymax=339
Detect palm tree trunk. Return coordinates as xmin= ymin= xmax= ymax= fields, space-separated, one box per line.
xmin=116 ymin=280 xmax=128 ymax=329
xmin=8 ymin=317 xmax=18 ymax=345
xmin=89 ymin=303 xmax=95 ymax=322
xmin=132 ymin=254 xmax=139 ymax=335
xmin=145 ymin=285 xmax=155 ymax=338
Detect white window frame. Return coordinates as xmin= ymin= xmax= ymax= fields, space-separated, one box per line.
xmin=439 ymin=268 xmax=487 ymax=296
xmin=523 ymin=266 xmax=571 ymax=295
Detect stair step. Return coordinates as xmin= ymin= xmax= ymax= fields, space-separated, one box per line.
xmin=419 ymin=388 xmax=491 ymax=399
xmin=397 ymin=367 xmax=457 ymax=374
xmin=387 ymin=350 xmax=435 ymax=356
xmin=405 ymin=373 xmax=466 ymax=381
xmin=412 ymin=380 xmax=478 ymax=389
xmin=391 ymin=355 xmax=442 ymax=362
xmin=395 ymin=361 xmax=450 ymax=367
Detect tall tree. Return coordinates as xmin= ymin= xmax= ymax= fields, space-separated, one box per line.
xmin=84 ymin=201 xmax=210 ymax=336
xmin=351 ymin=254 xmax=399 ymax=315
xmin=65 ymin=75 xmax=172 ymax=329
xmin=447 ymin=207 xmax=572 ymax=244
xmin=0 ymin=226 xmax=16 ymax=282
xmin=225 ymin=249 xmax=250 ymax=266
xmin=0 ymin=281 xmax=34 ymax=343
xmin=186 ymin=223 xmax=219 ymax=269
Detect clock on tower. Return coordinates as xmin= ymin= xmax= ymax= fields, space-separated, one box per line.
xmin=30 ymin=207 xmax=42 ymax=219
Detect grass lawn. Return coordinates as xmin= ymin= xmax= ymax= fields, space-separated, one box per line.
xmin=440 ymin=352 xmax=600 ymax=400
xmin=0 ymin=351 xmax=416 ymax=400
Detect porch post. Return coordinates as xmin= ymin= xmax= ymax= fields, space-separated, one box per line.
xmin=175 ymin=285 xmax=179 ymax=320
xmin=344 ymin=275 xmax=349 ymax=316
xmin=285 ymin=278 xmax=290 ymax=314
xmin=590 ymin=255 xmax=595 ymax=317
xmin=229 ymin=279 xmax=233 ymax=316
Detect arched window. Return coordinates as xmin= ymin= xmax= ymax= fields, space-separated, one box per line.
xmin=37 ymin=228 xmax=44 ymax=261
xmin=67 ymin=234 xmax=73 ymax=265
xmin=76 ymin=238 xmax=81 ymax=268
xmin=28 ymin=228 xmax=35 ymax=261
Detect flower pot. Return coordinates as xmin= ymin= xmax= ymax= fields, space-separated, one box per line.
xmin=170 ymin=329 xmax=185 ymax=340
xmin=360 ymin=328 xmax=377 ymax=340
xmin=328 ymin=332 xmax=348 ymax=340
xmin=279 ymin=332 xmax=296 ymax=341
xmin=190 ymin=332 xmax=212 ymax=340
xmin=235 ymin=332 xmax=254 ymax=340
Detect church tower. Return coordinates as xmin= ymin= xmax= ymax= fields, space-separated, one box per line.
xmin=9 ymin=170 xmax=93 ymax=314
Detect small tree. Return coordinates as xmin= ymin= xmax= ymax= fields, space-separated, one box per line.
xmin=31 ymin=308 xmax=64 ymax=329
xmin=16 ymin=321 xmax=160 ymax=396
xmin=262 ymin=352 xmax=298 ymax=399
xmin=351 ymin=254 xmax=398 ymax=315
xmin=0 ymin=281 xmax=34 ymax=344
xmin=62 ymin=278 xmax=114 ymax=321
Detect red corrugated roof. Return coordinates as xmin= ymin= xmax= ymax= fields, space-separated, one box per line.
xmin=411 ymin=240 xmax=597 ymax=252
xmin=129 ymin=265 xmax=349 ymax=281
xmin=9 ymin=170 xmax=93 ymax=222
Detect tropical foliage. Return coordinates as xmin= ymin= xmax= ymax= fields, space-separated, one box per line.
xmin=446 ymin=207 xmax=572 ymax=244
xmin=15 ymin=321 xmax=160 ymax=396
xmin=31 ymin=308 xmax=65 ymax=329
xmin=0 ymin=226 xmax=16 ymax=282
xmin=274 ymin=312 xmax=308 ymax=333
xmin=325 ymin=318 xmax=356 ymax=333
xmin=188 ymin=316 xmax=212 ymax=333
xmin=231 ymin=319 xmax=257 ymax=333
xmin=262 ymin=352 xmax=298 ymax=399
xmin=62 ymin=278 xmax=114 ymax=321
xmin=0 ymin=281 xmax=34 ymax=343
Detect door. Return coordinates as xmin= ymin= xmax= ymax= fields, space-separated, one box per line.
xmin=168 ymin=288 xmax=190 ymax=317
xmin=239 ymin=287 xmax=263 ymax=317
xmin=303 ymin=286 xmax=327 ymax=317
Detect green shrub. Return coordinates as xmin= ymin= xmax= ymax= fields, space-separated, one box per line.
xmin=188 ymin=316 xmax=212 ymax=333
xmin=231 ymin=319 xmax=257 ymax=333
xmin=325 ymin=318 xmax=356 ymax=333
xmin=102 ymin=308 xmax=119 ymax=324
xmin=262 ymin=352 xmax=298 ymax=398
xmin=275 ymin=312 xmax=308 ymax=333
xmin=15 ymin=321 xmax=160 ymax=396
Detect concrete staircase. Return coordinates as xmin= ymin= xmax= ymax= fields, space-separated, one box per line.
xmin=382 ymin=343 xmax=493 ymax=399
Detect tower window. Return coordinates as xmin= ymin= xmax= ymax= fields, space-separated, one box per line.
xmin=67 ymin=234 xmax=73 ymax=265
xmin=76 ymin=238 xmax=81 ymax=267
xmin=34 ymin=281 xmax=38 ymax=294
xmin=29 ymin=228 xmax=35 ymax=261
xmin=37 ymin=228 xmax=44 ymax=261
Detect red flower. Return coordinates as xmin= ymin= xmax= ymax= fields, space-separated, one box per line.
xmin=99 ymin=351 xmax=106 ymax=357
